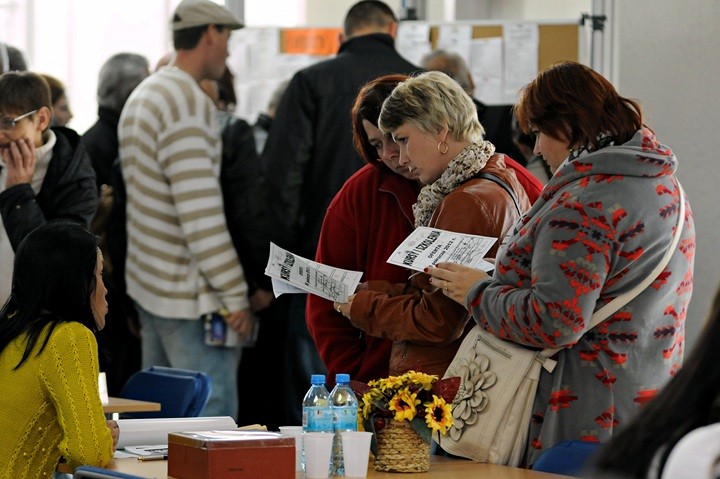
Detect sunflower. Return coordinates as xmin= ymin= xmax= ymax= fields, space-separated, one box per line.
xmin=403 ymin=371 xmax=437 ymax=391
xmin=389 ymin=388 xmax=420 ymax=421
xmin=372 ymin=375 xmax=405 ymax=393
xmin=424 ymin=394 xmax=453 ymax=435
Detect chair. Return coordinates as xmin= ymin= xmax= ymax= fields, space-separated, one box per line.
xmin=73 ymin=466 xmax=146 ymax=478
xmin=531 ymin=440 xmax=603 ymax=477
xmin=118 ymin=366 xmax=212 ymax=418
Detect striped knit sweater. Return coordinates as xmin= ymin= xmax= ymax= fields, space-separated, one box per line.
xmin=0 ymin=322 xmax=113 ymax=478
xmin=119 ymin=67 xmax=249 ymax=319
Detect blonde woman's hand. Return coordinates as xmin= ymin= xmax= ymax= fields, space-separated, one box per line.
xmin=426 ymin=262 xmax=490 ymax=305
xmin=333 ymin=294 xmax=355 ymax=318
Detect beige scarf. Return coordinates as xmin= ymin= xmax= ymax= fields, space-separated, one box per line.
xmin=413 ymin=141 xmax=496 ymax=228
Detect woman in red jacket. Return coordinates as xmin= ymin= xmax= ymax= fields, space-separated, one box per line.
xmin=306 ymin=74 xmax=418 ymax=383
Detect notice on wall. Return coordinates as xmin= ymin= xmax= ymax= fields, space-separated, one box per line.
xmin=396 ymin=22 xmax=432 ymax=66
xmin=503 ymin=23 xmax=539 ymax=103
xmin=437 ymin=24 xmax=473 ymax=67
xmin=470 ymin=37 xmax=504 ymax=104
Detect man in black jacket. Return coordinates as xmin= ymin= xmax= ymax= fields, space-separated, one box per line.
xmin=258 ymin=0 xmax=420 ymax=425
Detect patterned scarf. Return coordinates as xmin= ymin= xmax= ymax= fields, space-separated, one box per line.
xmin=413 ymin=141 xmax=496 ymax=228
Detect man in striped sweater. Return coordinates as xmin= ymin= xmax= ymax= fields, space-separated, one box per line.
xmin=118 ymin=0 xmax=250 ymax=418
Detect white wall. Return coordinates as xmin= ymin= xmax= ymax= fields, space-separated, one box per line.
xmin=614 ymin=0 xmax=720 ymax=348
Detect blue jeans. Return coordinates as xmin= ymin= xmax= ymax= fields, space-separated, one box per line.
xmin=135 ymin=303 xmax=241 ymax=418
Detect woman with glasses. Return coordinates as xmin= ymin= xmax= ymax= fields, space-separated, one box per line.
xmin=0 ymin=71 xmax=98 ymax=303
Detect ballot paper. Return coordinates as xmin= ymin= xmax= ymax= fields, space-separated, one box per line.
xmin=387 ymin=227 xmax=496 ymax=272
xmin=265 ymin=243 xmax=363 ymax=303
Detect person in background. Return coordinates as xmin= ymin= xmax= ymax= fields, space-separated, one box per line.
xmin=421 ymin=49 xmax=524 ymax=165
xmin=118 ymin=0 xmax=251 ymax=418
xmin=0 ymin=71 xmax=98 ymax=304
xmin=333 ymin=71 xmax=530 ymax=377
xmin=82 ymin=52 xmax=150 ymax=396
xmin=0 ymin=222 xmax=118 ymax=478
xmin=84 ymin=53 xmax=150 ymax=189
xmin=511 ymin=116 xmax=551 ymax=184
xmin=252 ymin=79 xmax=289 ymax=156
xmin=592 ymin=282 xmax=720 ymax=479
xmin=258 ymin=0 xmax=420 ymax=425
xmin=427 ymin=61 xmax=695 ymax=465
xmin=0 ymin=42 xmax=27 ymax=74
xmin=39 ymin=73 xmax=73 ymax=127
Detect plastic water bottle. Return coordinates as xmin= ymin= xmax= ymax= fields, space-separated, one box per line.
xmin=302 ymin=374 xmax=333 ymax=471
xmin=330 ymin=373 xmax=359 ymax=476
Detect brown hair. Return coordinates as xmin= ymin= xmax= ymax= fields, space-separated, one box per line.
xmin=351 ymin=74 xmax=408 ymax=168
xmin=515 ymin=61 xmax=644 ymax=151
xmin=0 ymin=71 xmax=52 ymax=116
xmin=39 ymin=73 xmax=66 ymax=105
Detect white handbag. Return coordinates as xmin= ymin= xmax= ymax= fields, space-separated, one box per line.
xmin=441 ymin=187 xmax=686 ymax=466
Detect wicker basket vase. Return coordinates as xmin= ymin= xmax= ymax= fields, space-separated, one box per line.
xmin=373 ymin=419 xmax=430 ymax=472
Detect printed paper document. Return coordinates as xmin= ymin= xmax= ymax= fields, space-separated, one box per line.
xmin=387 ymin=227 xmax=496 ymax=272
xmin=265 ymin=243 xmax=363 ymax=303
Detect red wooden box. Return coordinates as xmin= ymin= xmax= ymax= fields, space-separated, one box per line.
xmin=168 ymin=430 xmax=295 ymax=479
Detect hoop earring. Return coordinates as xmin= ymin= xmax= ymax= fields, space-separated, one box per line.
xmin=437 ymin=141 xmax=449 ymax=154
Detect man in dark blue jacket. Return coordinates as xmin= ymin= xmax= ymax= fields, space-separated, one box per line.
xmin=257 ymin=0 xmax=420 ymax=425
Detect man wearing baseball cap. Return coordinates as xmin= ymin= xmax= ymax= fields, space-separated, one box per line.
xmin=118 ymin=0 xmax=250 ymax=418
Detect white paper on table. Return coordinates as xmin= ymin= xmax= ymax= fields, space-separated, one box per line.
xmin=98 ymin=372 xmax=109 ymax=405
xmin=116 ymin=416 xmax=237 ymax=449
xmin=264 ymin=243 xmax=362 ymax=303
xmin=387 ymin=227 xmax=496 ymax=272
xmin=123 ymin=445 xmax=168 ymax=457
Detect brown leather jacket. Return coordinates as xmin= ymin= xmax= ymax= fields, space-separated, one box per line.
xmin=349 ymin=154 xmax=530 ymax=377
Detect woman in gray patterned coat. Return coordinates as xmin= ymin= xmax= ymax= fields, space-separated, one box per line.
xmin=428 ymin=61 xmax=696 ymax=466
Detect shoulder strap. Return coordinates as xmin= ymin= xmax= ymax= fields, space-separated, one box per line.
xmin=473 ymin=172 xmax=521 ymax=215
xmin=543 ymin=185 xmax=685 ymax=356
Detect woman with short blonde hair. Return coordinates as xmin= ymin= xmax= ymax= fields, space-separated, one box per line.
xmin=333 ymin=70 xmax=530 ymax=377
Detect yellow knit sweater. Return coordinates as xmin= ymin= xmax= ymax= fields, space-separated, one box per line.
xmin=0 ymin=321 xmax=113 ymax=478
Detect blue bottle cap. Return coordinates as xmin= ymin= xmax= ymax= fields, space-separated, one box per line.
xmin=336 ymin=373 xmax=350 ymax=383
xmin=310 ymin=374 xmax=326 ymax=385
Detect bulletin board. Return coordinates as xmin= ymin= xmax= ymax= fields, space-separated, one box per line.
xmin=427 ymin=22 xmax=581 ymax=72
xmin=228 ymin=21 xmax=583 ymax=123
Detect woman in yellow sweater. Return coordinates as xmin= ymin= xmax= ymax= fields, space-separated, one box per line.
xmin=0 ymin=222 xmax=117 ymax=478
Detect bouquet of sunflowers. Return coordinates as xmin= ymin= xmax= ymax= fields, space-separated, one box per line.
xmin=351 ymin=370 xmax=460 ymax=451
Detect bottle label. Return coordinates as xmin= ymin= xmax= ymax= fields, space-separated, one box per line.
xmin=333 ymin=405 xmax=358 ymax=431
xmin=303 ymin=406 xmax=333 ymax=432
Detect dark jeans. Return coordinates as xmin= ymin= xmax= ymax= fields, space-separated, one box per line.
xmin=285 ymin=294 xmax=327 ymax=425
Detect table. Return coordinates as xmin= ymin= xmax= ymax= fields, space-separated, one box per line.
xmin=103 ymin=397 xmax=162 ymax=415
xmin=107 ymin=455 xmax=575 ymax=478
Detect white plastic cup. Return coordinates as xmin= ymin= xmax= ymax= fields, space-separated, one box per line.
xmin=279 ymin=425 xmax=304 ymax=471
xmin=303 ymin=432 xmax=334 ymax=478
xmin=341 ymin=431 xmax=372 ymax=478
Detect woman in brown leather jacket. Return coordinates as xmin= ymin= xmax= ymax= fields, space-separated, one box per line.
xmin=333 ymin=71 xmax=529 ymax=377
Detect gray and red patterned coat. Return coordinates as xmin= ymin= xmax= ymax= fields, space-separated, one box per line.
xmin=467 ymin=128 xmax=696 ymax=465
